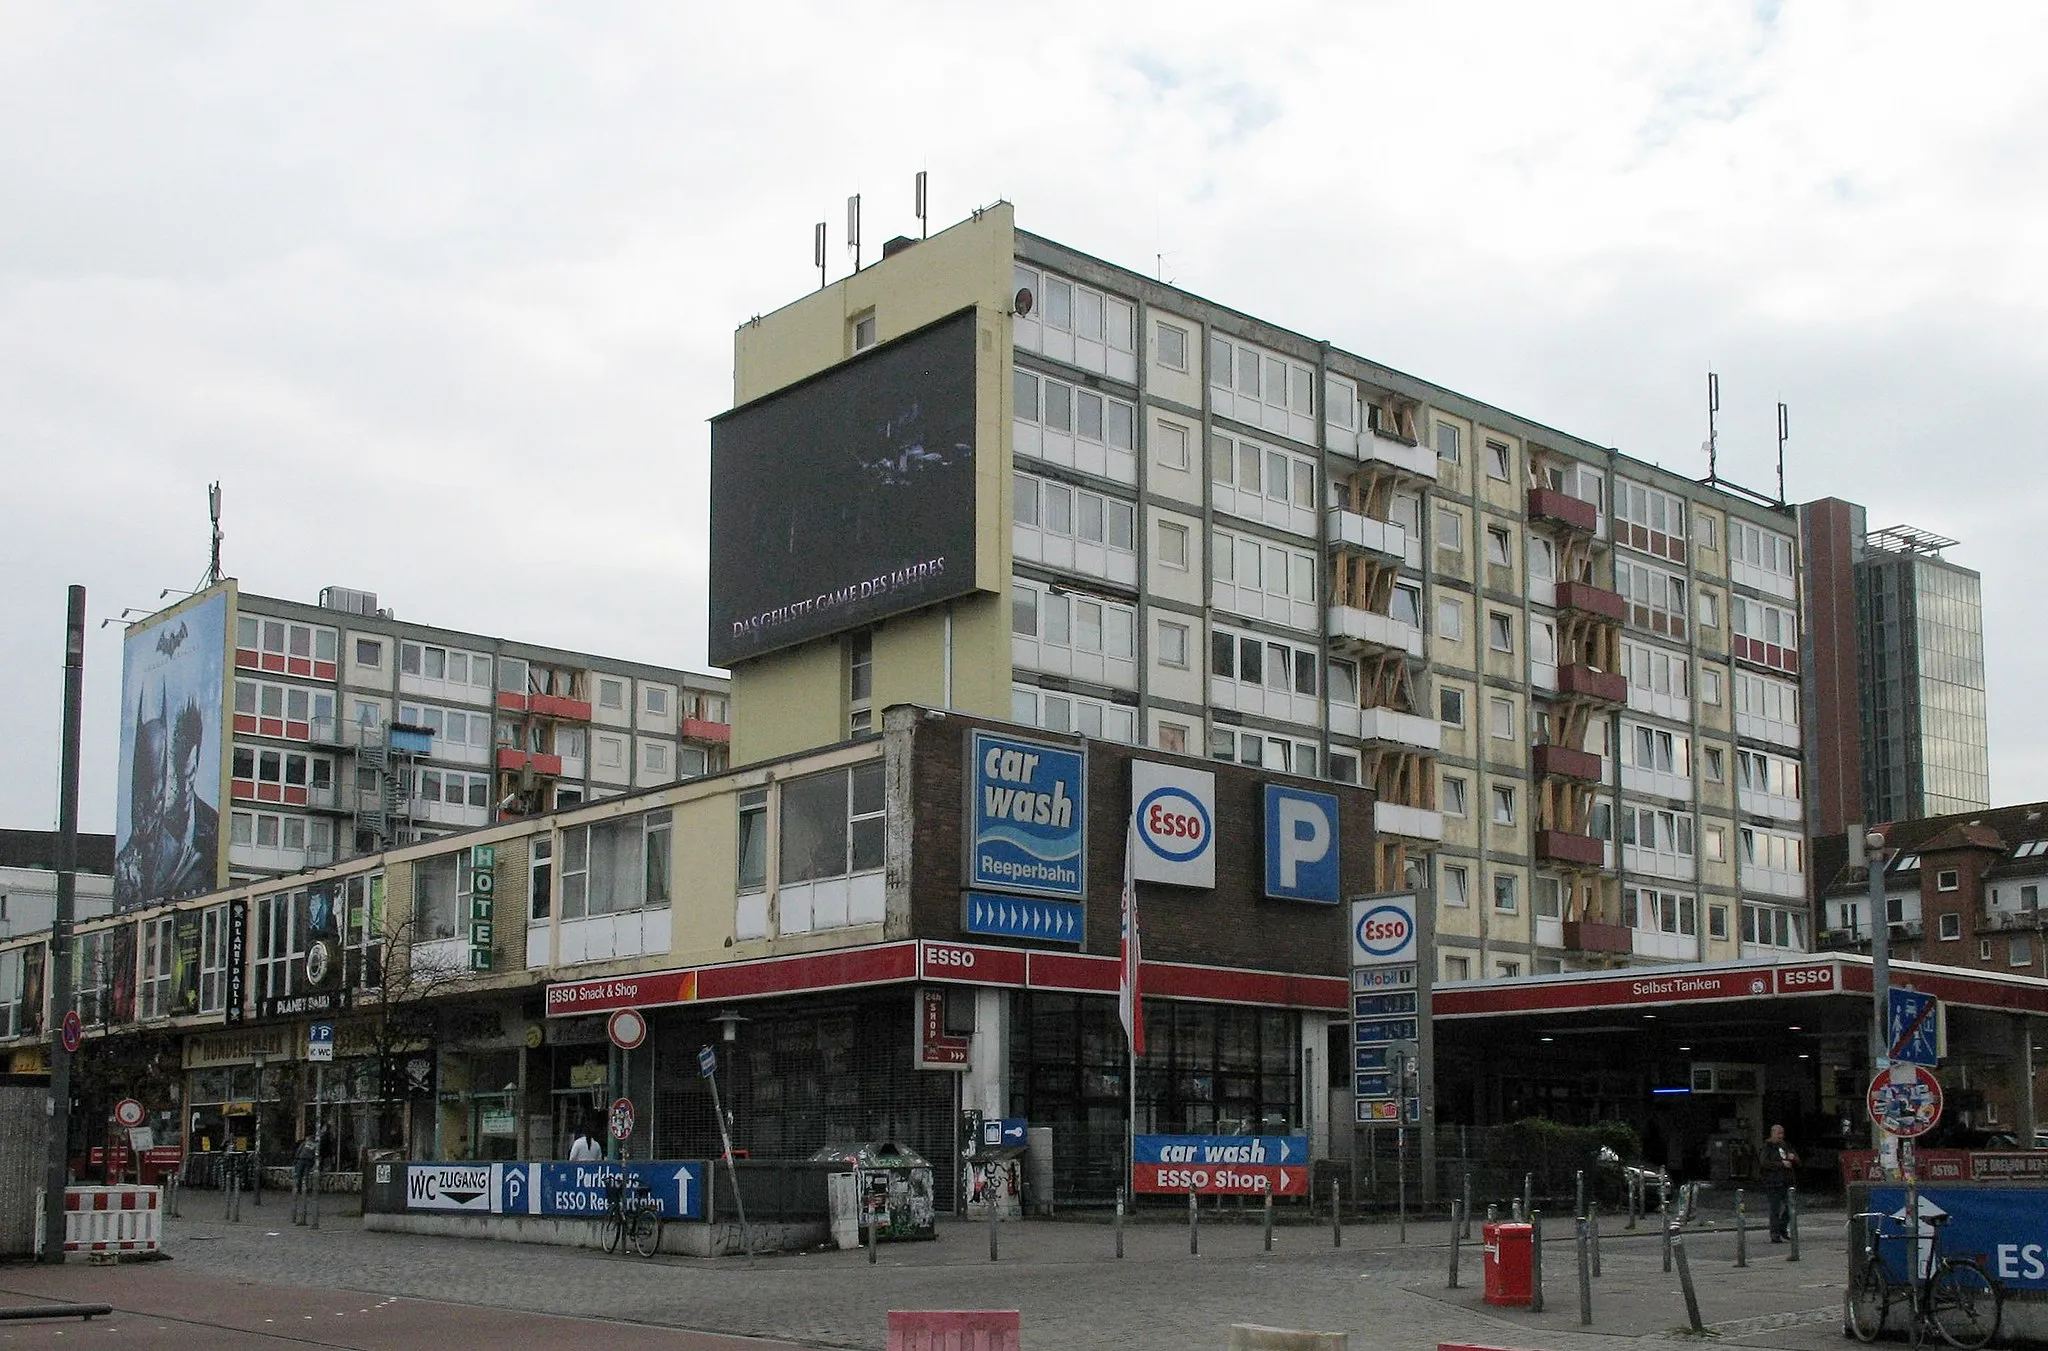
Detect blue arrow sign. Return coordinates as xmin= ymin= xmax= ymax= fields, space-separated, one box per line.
xmin=963 ymin=891 xmax=1085 ymax=945
xmin=1887 ymin=988 xmax=1941 ymax=1068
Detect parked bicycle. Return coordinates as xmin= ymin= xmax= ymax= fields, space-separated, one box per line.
xmin=1847 ymin=1208 xmax=2003 ymax=1348
xmin=602 ymin=1172 xmax=663 ymax=1258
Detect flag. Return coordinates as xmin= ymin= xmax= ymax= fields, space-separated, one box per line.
xmin=1119 ymin=813 xmax=1144 ymax=1056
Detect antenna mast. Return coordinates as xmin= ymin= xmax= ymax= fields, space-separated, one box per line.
xmin=915 ymin=171 xmax=928 ymax=240
xmin=846 ymin=193 xmax=862 ymax=272
xmin=1706 ymin=372 xmax=1720 ymax=482
xmin=1776 ymin=402 xmax=1789 ymax=505
xmin=813 ymin=221 xmax=827 ymax=291
xmin=207 ymin=482 xmax=224 ymax=585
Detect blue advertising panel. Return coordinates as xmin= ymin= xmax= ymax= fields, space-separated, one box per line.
xmin=970 ymin=731 xmax=1085 ymax=898
xmin=1263 ymin=785 xmax=1340 ymax=902
xmin=497 ymin=1161 xmax=706 ymax=1220
xmin=1868 ymin=1187 xmax=2048 ymax=1292
xmin=115 ymin=587 xmax=229 ymax=911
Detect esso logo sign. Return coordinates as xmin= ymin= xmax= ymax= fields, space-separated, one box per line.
xmin=1139 ymin=787 xmax=1211 ymax=862
xmin=1778 ymin=966 xmax=1834 ymax=992
xmin=1356 ymin=907 xmax=1413 ymax=957
xmin=927 ymin=946 xmax=976 ymax=969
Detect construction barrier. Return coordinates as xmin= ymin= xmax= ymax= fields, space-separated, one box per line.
xmin=33 ymin=1185 xmax=163 ymax=1257
xmin=885 ymin=1310 xmax=1021 ymax=1351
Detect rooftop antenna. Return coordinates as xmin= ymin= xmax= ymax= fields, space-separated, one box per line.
xmin=207 ymin=481 xmax=224 ymax=585
xmin=813 ymin=221 xmax=827 ymax=291
xmin=1705 ymin=371 xmax=1720 ymax=482
xmin=915 ymin=170 xmax=928 ymax=240
xmin=846 ymin=193 xmax=862 ymax=273
xmin=1776 ymin=401 xmax=1789 ymax=505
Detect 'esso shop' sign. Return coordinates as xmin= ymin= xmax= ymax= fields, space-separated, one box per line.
xmin=1351 ymin=894 xmax=1417 ymax=967
xmin=1131 ymin=762 xmax=1216 ymax=889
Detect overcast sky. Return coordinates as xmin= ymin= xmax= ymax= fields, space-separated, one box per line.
xmin=4 ymin=2 xmax=2044 ymax=834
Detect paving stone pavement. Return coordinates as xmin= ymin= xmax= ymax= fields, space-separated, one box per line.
xmin=12 ymin=1202 xmax=1857 ymax=1351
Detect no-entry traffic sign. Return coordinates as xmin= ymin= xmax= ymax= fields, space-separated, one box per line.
xmin=1868 ymin=1064 xmax=1944 ymax=1138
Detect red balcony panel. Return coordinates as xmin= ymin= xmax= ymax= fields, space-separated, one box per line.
xmin=1536 ymin=829 xmax=1606 ymax=868
xmin=233 ymin=713 xmax=258 ymax=735
xmin=529 ymin=694 xmax=593 ymax=721
xmin=287 ymin=657 xmax=312 ymax=678
xmin=1556 ymin=664 xmax=1627 ymax=704
xmin=1554 ymin=580 xmax=1626 ymax=623
xmin=285 ymin=720 xmax=309 ymax=741
xmin=496 ymin=749 xmax=565 ymax=776
xmin=682 ymin=717 xmax=732 ymax=744
xmin=234 ymin=650 xmax=260 ymax=670
xmin=1527 ymin=487 xmax=1599 ymax=534
xmin=231 ymin=780 xmax=256 ymax=801
xmin=284 ymin=786 xmax=308 ymax=807
xmin=313 ymin=660 xmax=337 ymax=681
xmin=496 ymin=748 xmax=525 ymax=772
xmin=258 ymin=717 xmax=284 ymax=738
xmin=260 ymin=653 xmax=286 ymax=673
xmin=1532 ymin=743 xmax=1603 ymax=782
xmin=496 ymin=691 xmax=529 ymax=713
xmin=1562 ymin=920 xmax=1633 ymax=954
xmin=257 ymin=783 xmax=282 ymax=804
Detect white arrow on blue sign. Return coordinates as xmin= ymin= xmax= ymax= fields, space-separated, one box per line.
xmin=963 ymin=892 xmax=1084 ymax=944
xmin=697 ymin=1045 xmax=717 ymax=1078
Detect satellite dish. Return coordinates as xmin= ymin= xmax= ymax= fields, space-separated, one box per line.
xmin=1014 ymin=287 xmax=1034 ymax=317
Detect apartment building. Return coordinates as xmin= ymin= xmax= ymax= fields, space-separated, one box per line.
xmin=115 ymin=581 xmax=729 ymax=907
xmin=715 ymin=203 xmax=1812 ymax=980
xmin=0 ymin=830 xmax=113 ymax=942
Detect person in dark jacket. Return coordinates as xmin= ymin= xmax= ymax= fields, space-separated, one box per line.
xmin=1762 ymin=1123 xmax=1800 ymax=1241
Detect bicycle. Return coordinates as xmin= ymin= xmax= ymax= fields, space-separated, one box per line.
xmin=1847 ymin=1208 xmax=2003 ymax=1348
xmin=601 ymin=1173 xmax=663 ymax=1258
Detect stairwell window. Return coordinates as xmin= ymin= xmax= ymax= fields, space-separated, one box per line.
xmin=1442 ymin=776 xmax=1469 ymax=818
xmin=1156 ymin=321 xmax=1188 ymax=371
xmin=1938 ymin=913 xmax=1962 ymax=941
xmin=1443 ymin=863 xmax=1470 ymax=907
xmin=1494 ymin=874 xmax=1518 ymax=912
xmin=1435 ymin=423 xmax=1462 ymax=463
xmin=1486 ymin=441 xmax=1511 ymax=481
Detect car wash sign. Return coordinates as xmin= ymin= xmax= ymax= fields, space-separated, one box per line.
xmin=969 ymin=731 xmax=1084 ymax=898
xmin=1134 ymin=1135 xmax=1309 ymax=1196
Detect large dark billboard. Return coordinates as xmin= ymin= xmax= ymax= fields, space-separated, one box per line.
xmin=709 ymin=307 xmax=980 ymax=666
xmin=115 ymin=587 xmax=228 ymax=911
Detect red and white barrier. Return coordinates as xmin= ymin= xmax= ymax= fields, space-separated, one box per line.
xmin=33 ymin=1185 xmax=163 ymax=1257
xmin=886 ymin=1310 xmax=1021 ymax=1351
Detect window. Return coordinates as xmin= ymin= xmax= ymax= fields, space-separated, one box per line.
xmin=1485 ymin=526 xmax=1512 ymax=567
xmin=1491 ymin=785 xmax=1516 ymax=825
xmin=1696 ymin=513 xmax=1719 ymax=552
xmin=1731 ymin=596 xmax=1800 ymax=672
xmin=1937 ymin=913 xmax=1962 ymax=941
xmin=355 ymin=638 xmax=383 ymax=668
xmin=1698 ymin=592 xmax=1720 ymax=628
xmin=1622 ymin=640 xmax=1691 ymax=708
xmin=2013 ymin=935 xmax=2034 ymax=966
xmin=1392 ymin=582 xmax=1422 ymax=627
xmin=397 ymin=702 xmax=492 ymax=748
xmin=848 ymin=631 xmax=873 ymax=703
xmin=1614 ymin=479 xmax=1688 ymax=560
xmin=1440 ymin=687 xmax=1465 ymax=727
xmin=1709 ymin=904 xmax=1729 ymax=940
xmin=1158 ymin=722 xmax=1189 ymax=754
xmin=595 ymin=735 xmax=625 ymax=769
xmin=1738 ymin=825 xmax=1803 ymax=874
xmin=1623 ymin=806 xmax=1696 ymax=858
xmin=852 ymin=312 xmax=877 ymax=351
xmin=1209 ymin=335 xmax=1316 ymax=418
xmin=1158 ymin=519 xmax=1190 ymax=568
xmin=1616 ymin=559 xmax=1689 ymax=637
xmin=1704 ymin=747 xmax=1724 ymax=782
xmin=1488 ymin=695 xmax=1513 ymax=740
xmin=1210 ymin=432 xmax=1318 ymax=518
xmin=1015 ymin=473 xmax=1136 ymax=554
xmin=645 ymin=686 xmax=669 ymax=716
xmin=197 ymin=904 xmax=228 ymax=1014
xmin=1157 ymin=620 xmax=1189 ymax=669
xmin=1701 ymin=669 xmax=1722 ymax=705
xmin=139 ymin=915 xmax=174 ymax=1019
xmin=1623 ymin=723 xmax=1691 ymax=777
xmin=1728 ymin=518 xmax=1796 ymax=595
xmin=1535 ymin=877 xmax=1563 ymax=919
xmin=1015 ymin=367 xmax=1137 ymax=451
xmin=398 ymin=641 xmax=490 ymax=690
xmin=530 ymin=838 xmax=553 ymax=921
xmin=1437 ymin=598 xmax=1463 ymax=641
xmin=250 ymin=891 xmax=297 ymax=1002
xmin=1436 ymin=507 xmax=1463 ymax=551
xmin=1734 ymin=671 xmax=1801 ymax=738
xmin=1443 ymin=863 xmax=1470 ymax=907
xmin=1210 ymin=726 xmax=1318 ymax=775
xmin=1741 ymin=901 xmax=1806 ymax=950
xmin=1443 ymin=775 xmax=1469 ymax=818
xmin=736 ymin=789 xmax=768 ymax=892
xmin=1622 ymin=886 xmax=1698 ymax=936
xmin=1486 ymin=440 xmax=1510 ymax=481
xmin=1434 ymin=422 xmax=1462 ymax=463
xmin=1494 ymin=874 xmax=1518 ymax=912
xmin=1981 ymin=938 xmax=1994 ymax=961
xmin=1488 ymin=612 xmax=1514 ymax=653
xmin=1736 ymin=749 xmax=1802 ymax=801
xmin=599 ymin=678 xmax=625 ymax=710
xmin=233 ymin=678 xmax=337 ymax=739
xmin=1936 ymin=868 xmax=1960 ymax=893
xmin=560 ymin=809 xmax=674 ymax=919
xmin=1210 ymin=625 xmax=1318 ymax=699
xmin=1210 ymin=528 xmax=1317 ymax=616
xmin=643 ymin=742 xmax=670 ymax=776
xmin=779 ymin=764 xmax=884 ymax=885
xmin=415 ymin=767 xmax=490 ymax=809
xmin=1156 ymin=421 xmax=1190 ymax=470
xmin=1156 ymin=322 xmax=1188 ymax=371
xmin=1012 ymin=684 xmax=1138 ymax=744
xmin=1012 ymin=579 xmax=1138 ymax=667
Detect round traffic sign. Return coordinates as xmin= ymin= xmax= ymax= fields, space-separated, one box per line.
xmin=1868 ymin=1064 xmax=1944 ymax=1138
xmin=60 ymin=1009 xmax=83 ymax=1054
xmin=608 ymin=1097 xmax=635 ymax=1141
xmin=114 ymin=1098 xmax=145 ymax=1129
xmin=607 ymin=1008 xmax=646 ymax=1051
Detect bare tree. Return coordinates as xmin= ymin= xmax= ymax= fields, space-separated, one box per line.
xmin=346 ymin=912 xmax=486 ymax=1152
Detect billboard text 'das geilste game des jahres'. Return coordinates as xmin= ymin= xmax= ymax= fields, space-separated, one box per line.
xmin=708 ymin=308 xmax=981 ymax=667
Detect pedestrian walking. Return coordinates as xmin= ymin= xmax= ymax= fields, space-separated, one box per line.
xmin=568 ymin=1121 xmax=603 ymax=1161
xmin=293 ymin=1132 xmax=318 ymax=1193
xmin=1761 ymin=1123 xmax=1798 ymax=1242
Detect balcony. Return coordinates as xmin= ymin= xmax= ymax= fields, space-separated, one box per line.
xmin=1554 ymin=581 xmax=1626 ymax=623
xmin=1535 ymin=829 xmax=1606 ymax=868
xmin=1329 ymin=704 xmax=1441 ymax=752
xmin=1359 ymin=429 xmax=1438 ymax=482
xmin=1984 ymin=908 xmax=2047 ymax=932
xmin=1328 ymin=606 xmax=1423 ymax=659
xmin=1324 ymin=508 xmax=1406 ymax=563
xmin=681 ymin=717 xmax=732 ymax=744
xmin=1562 ymin=920 xmax=1633 ymax=955
xmin=1527 ymin=487 xmax=1599 ymax=535
xmin=1555 ymin=664 xmax=1627 ymax=705
xmin=531 ymin=694 xmax=594 ymax=721
xmin=1374 ymin=801 xmax=1444 ymax=842
xmin=1532 ymin=743 xmax=1603 ymax=782
xmin=497 ymin=749 xmax=565 ymax=777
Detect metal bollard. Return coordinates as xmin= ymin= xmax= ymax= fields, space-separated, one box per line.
xmin=1522 ymin=1172 xmax=1533 ymax=1220
xmin=1448 ymin=1200 xmax=1463 ymax=1289
xmin=1576 ymin=1217 xmax=1592 ymax=1325
xmin=1575 ymin=1169 xmax=1586 ymax=1222
xmin=1397 ymin=1144 xmax=1407 ymax=1244
xmin=1486 ymin=1202 xmax=1498 ymax=1225
xmin=1115 ymin=1189 xmax=1124 ymax=1259
xmin=1672 ymin=1229 xmax=1705 ymax=1333
xmin=1529 ymin=1210 xmax=1544 ymax=1312
xmin=988 ymin=1193 xmax=998 ymax=1262
xmin=867 ymin=1204 xmax=877 ymax=1264
xmin=1735 ymin=1188 xmax=1747 ymax=1267
xmin=1462 ymin=1173 xmax=1473 ymax=1239
xmin=1263 ymin=1192 xmax=1274 ymax=1252
xmin=1786 ymin=1186 xmax=1799 ymax=1263
xmin=1590 ymin=1201 xmax=1602 ymax=1277
xmin=1331 ymin=1180 xmax=1341 ymax=1248
xmin=1626 ymin=1173 xmax=1638 ymax=1230
xmin=1188 ymin=1187 xmax=1199 ymax=1256
xmin=1661 ymin=1191 xmax=1672 ymax=1273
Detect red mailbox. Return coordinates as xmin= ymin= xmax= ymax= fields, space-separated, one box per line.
xmin=1482 ymin=1221 xmax=1534 ymax=1306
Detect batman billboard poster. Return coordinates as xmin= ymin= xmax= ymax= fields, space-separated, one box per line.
xmin=115 ymin=589 xmax=228 ymax=911
xmin=709 ymin=308 xmax=979 ymax=666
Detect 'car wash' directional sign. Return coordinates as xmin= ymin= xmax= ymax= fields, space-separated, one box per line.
xmin=1133 ymin=1135 xmax=1309 ymax=1196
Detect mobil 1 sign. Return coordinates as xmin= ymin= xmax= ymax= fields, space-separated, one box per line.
xmin=970 ymin=730 xmax=1084 ymax=899
xmin=1132 ymin=761 xmax=1214 ymax=888
xmin=1351 ymin=895 xmax=1417 ymax=967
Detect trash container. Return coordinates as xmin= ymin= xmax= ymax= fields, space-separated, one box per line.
xmin=807 ymin=1141 xmax=937 ymax=1241
xmin=1483 ymin=1221 xmax=1534 ymax=1306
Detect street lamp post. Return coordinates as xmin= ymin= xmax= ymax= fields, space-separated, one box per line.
xmin=1865 ymin=830 xmax=1890 ymax=1149
xmin=251 ymin=1051 xmax=266 ymax=1205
